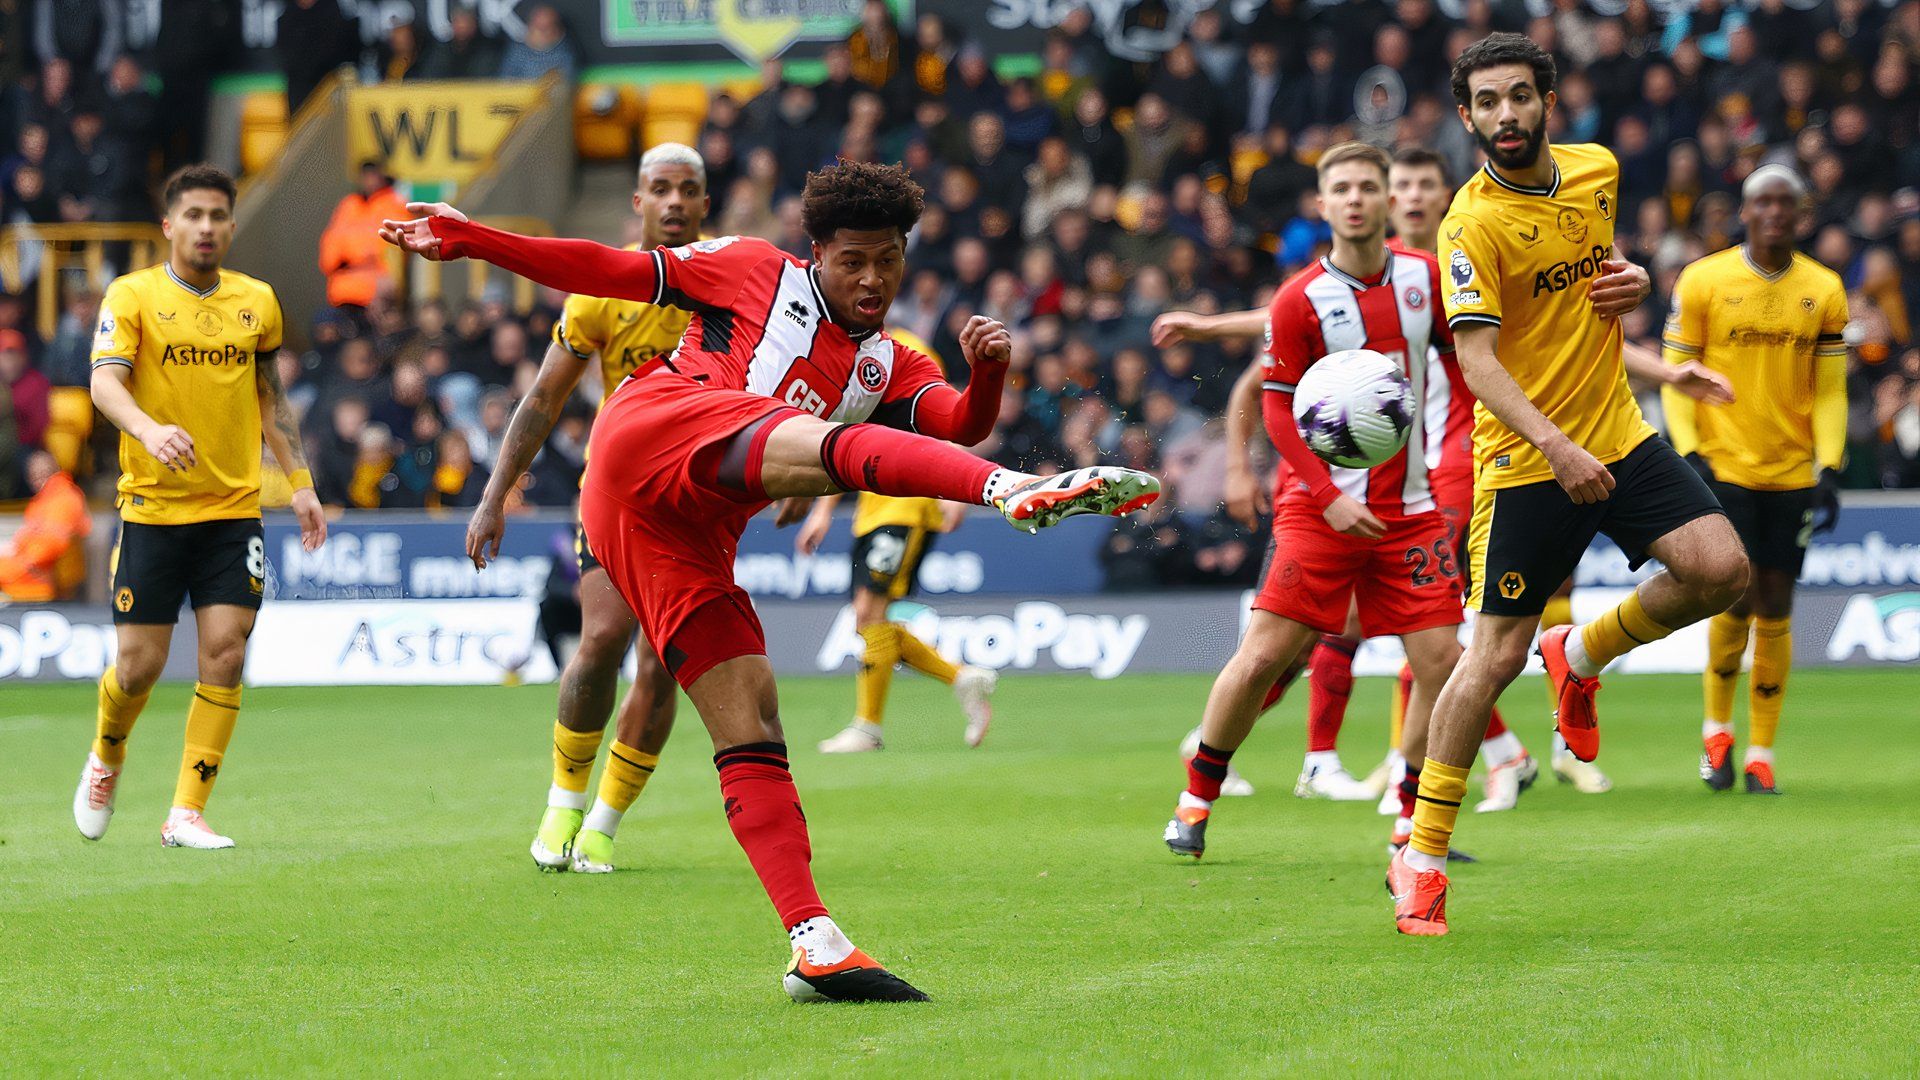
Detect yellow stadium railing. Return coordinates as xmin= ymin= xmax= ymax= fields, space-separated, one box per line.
xmin=403 ymin=215 xmax=554 ymax=315
xmin=0 ymin=223 xmax=167 ymax=340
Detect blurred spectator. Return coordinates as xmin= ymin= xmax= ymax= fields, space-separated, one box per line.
xmin=279 ymin=0 xmax=360 ymax=116
xmin=374 ymin=17 xmax=426 ymax=82
xmin=33 ymin=0 xmax=120 ymax=77
xmin=429 ymin=429 xmax=488 ymax=509
xmin=0 ymin=329 xmax=49 ymax=451
xmin=0 ymin=450 xmax=88 ymax=599
xmin=846 ymin=0 xmax=904 ymax=92
xmin=42 ymin=287 xmax=97 ymax=387
xmin=1068 ymin=89 xmax=1128 ymax=189
xmin=319 ymin=162 xmax=408 ymax=311
xmin=418 ymin=7 xmax=501 ymax=79
xmin=498 ymin=4 xmax=576 ymax=81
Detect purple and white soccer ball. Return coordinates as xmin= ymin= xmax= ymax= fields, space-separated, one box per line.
xmin=1291 ymin=349 xmax=1415 ymax=469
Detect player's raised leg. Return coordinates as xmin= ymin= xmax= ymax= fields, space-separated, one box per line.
xmin=162 ymin=603 xmax=256 ymax=850
xmin=75 ymin=623 xmax=167 ymax=840
xmin=1544 ymin=514 xmax=1748 ymax=762
xmin=573 ymin=639 xmax=676 ymax=873
xmin=1166 ymin=610 xmax=1321 ymax=858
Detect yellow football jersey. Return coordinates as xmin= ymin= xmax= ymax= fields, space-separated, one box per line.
xmin=553 ymin=244 xmax=692 ymax=405
xmin=91 ymin=264 xmax=283 ymax=525
xmin=1661 ymin=247 xmax=1849 ymax=490
xmin=1440 ymin=143 xmax=1656 ymax=490
xmin=853 ymin=329 xmax=949 ymax=535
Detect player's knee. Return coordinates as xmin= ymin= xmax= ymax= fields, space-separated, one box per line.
xmin=1475 ymin=637 xmax=1531 ymax=687
xmin=199 ymin=635 xmax=248 ymax=685
xmin=573 ymin=620 xmax=632 ymax=674
xmin=1699 ymin=551 xmax=1750 ymax=609
xmin=115 ymin=649 xmax=166 ymax=694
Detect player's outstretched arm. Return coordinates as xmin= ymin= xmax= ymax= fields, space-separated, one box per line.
xmin=1150 ymin=308 xmax=1266 ymax=346
xmin=794 ymin=493 xmax=843 ymax=554
xmin=1628 ymin=339 xmax=1734 ymax=405
xmin=1453 ymin=322 xmax=1615 ymax=505
xmin=1222 ymin=362 xmax=1270 ymax=529
xmin=466 ymin=340 xmax=592 ymax=569
xmin=256 ymin=352 xmax=327 ymax=552
xmin=381 ymin=203 xmax=666 ymax=303
xmin=904 ymin=315 xmax=1011 ymax=444
xmin=90 ymin=363 xmax=195 ymax=472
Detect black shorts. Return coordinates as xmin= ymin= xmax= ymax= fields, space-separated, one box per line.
xmin=111 ymin=518 xmax=265 ymax=625
xmin=1709 ymin=480 xmax=1813 ymax=576
xmin=575 ymin=524 xmax=602 ymax=574
xmin=850 ymin=525 xmax=932 ymax=600
xmin=1468 ymin=437 xmax=1725 ymax=617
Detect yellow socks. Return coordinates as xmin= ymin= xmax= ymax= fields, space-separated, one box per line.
xmin=1410 ymin=759 xmax=1470 ymax=858
xmin=1541 ymin=592 xmax=1574 ymax=630
xmin=1388 ymin=665 xmax=1408 ymax=750
xmin=856 ymin=623 xmax=902 ymax=724
xmin=597 ymin=742 xmax=658 ymax=814
xmin=1749 ymin=617 xmax=1792 ymax=752
xmin=551 ymin=722 xmax=603 ymax=810
xmin=1576 ymin=590 xmax=1677 ymax=674
xmin=896 ymin=627 xmax=959 ymax=685
xmin=173 ymin=682 xmax=240 ymax=811
xmin=1704 ymin=611 xmax=1751 ymax=725
xmin=94 ymin=665 xmax=149 ymax=768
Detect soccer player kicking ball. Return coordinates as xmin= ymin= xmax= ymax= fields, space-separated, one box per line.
xmin=794 ymin=330 xmax=997 ymax=755
xmin=466 ymin=144 xmax=713 ymax=874
xmin=1390 ymin=34 xmax=1748 ymax=936
xmin=76 ymin=165 xmax=328 ymax=849
xmin=382 ymin=161 xmax=1158 ymax=1002
xmin=1162 ymin=143 xmax=1473 ymax=862
xmin=1662 ymin=165 xmax=1850 ymax=796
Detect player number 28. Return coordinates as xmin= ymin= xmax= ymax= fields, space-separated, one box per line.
xmin=1403 ymin=537 xmax=1457 ymax=587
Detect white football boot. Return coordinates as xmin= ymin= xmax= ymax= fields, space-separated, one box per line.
xmin=73 ymin=753 xmax=120 ymax=840
xmin=1474 ymin=751 xmax=1540 ymax=813
xmin=161 ymin=808 xmax=235 ymax=849
xmin=1294 ymin=757 xmax=1378 ymax=801
xmin=954 ymin=665 xmax=997 ymax=747
xmin=818 ymin=722 xmax=884 ymax=754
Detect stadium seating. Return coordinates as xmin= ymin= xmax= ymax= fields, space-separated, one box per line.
xmin=43 ymin=387 xmax=95 ymax=477
xmin=575 ymin=84 xmax=642 ymax=161
xmin=240 ymin=92 xmax=290 ymax=177
xmin=642 ymin=83 xmax=711 ymax=150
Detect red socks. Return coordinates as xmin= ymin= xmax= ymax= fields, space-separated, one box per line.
xmin=715 ymin=742 xmax=829 ymax=928
xmin=819 ymin=422 xmax=1000 ymax=505
xmin=1305 ymin=636 xmax=1358 ymax=753
xmin=1398 ymin=762 xmax=1422 ymax=821
xmin=1259 ymin=651 xmax=1310 ymax=714
xmin=1186 ymin=740 xmax=1235 ymax=802
xmin=1484 ymin=707 xmax=1509 ymax=739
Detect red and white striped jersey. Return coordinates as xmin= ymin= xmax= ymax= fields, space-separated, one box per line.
xmin=1387 ymin=239 xmax=1476 ymax=484
xmin=1261 ymin=249 xmax=1453 ymax=517
xmin=638 ymin=235 xmax=947 ymax=428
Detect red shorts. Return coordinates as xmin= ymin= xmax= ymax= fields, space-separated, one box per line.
xmin=579 ymin=367 xmax=805 ymax=689
xmin=1431 ymin=466 xmax=1474 ymax=591
xmin=1253 ymin=503 xmax=1464 ymax=638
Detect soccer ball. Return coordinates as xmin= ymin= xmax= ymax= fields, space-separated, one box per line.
xmin=1291 ymin=349 xmax=1415 ymax=469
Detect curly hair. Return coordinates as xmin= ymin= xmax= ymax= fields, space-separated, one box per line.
xmin=1449 ymin=32 xmax=1556 ymax=108
xmin=162 ymin=163 xmax=237 ymax=210
xmin=801 ymin=159 xmax=925 ymax=243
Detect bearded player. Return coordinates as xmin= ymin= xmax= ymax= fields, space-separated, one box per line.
xmin=1162 ymin=143 xmax=1471 ymax=861
xmin=1663 ymin=165 xmax=1849 ymax=796
xmin=1390 ymin=34 xmax=1748 ymax=935
xmin=466 ymin=144 xmax=706 ymax=874
xmin=76 ymin=165 xmax=327 ymax=849
xmin=383 ymin=161 xmax=1158 ymax=1002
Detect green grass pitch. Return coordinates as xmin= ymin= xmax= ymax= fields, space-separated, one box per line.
xmin=3 ymin=669 xmax=1915 ymax=1075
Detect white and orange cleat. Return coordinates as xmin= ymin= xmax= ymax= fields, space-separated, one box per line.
xmin=995 ymin=467 xmax=1160 ymax=534
xmin=954 ymin=665 xmax=997 ymax=747
xmin=1538 ymin=625 xmax=1602 ymax=762
xmin=1386 ymin=847 xmax=1449 ymax=936
xmin=161 ymin=808 xmax=235 ymax=850
xmin=73 ymin=753 xmax=120 ymax=840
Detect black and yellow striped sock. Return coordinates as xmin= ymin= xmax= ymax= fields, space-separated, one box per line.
xmin=1410 ymin=759 xmax=1470 ymax=859
xmin=173 ymin=682 xmax=240 ymax=812
xmin=856 ymin=623 xmax=901 ymax=724
xmin=1749 ymin=617 xmax=1792 ymax=751
xmin=552 ymin=722 xmax=603 ymax=808
xmin=1704 ymin=611 xmax=1751 ymax=725
xmin=896 ymin=627 xmax=959 ymax=685
xmin=94 ymin=665 xmax=148 ymax=768
xmin=597 ymin=741 xmax=659 ymax=816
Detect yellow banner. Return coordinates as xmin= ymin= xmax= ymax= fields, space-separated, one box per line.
xmin=345 ymin=80 xmax=543 ymax=187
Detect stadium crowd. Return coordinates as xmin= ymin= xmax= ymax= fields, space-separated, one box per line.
xmin=4 ymin=0 xmax=1920 ymax=589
